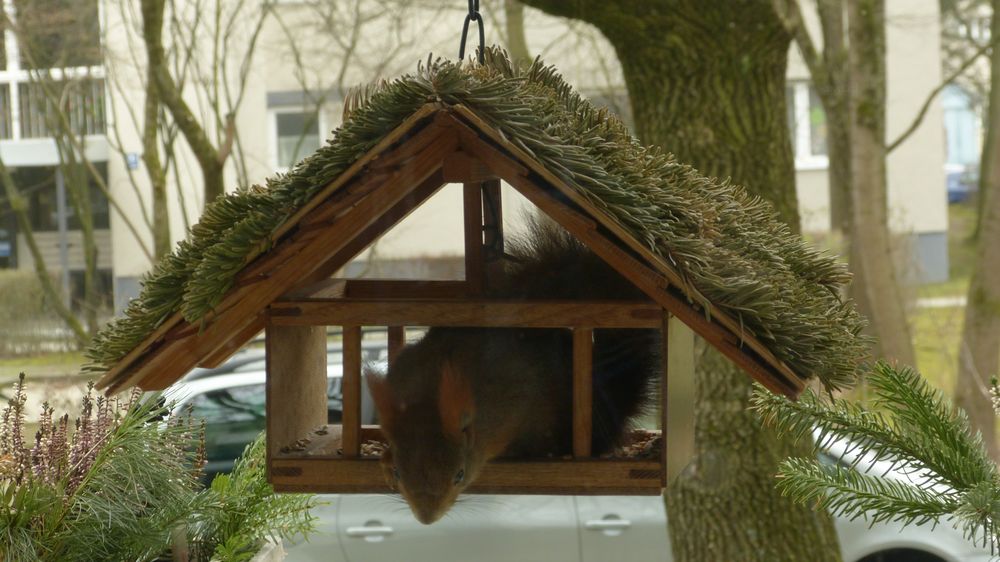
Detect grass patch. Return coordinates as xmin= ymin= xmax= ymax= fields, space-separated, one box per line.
xmin=912 ymin=305 xmax=964 ymax=393
xmin=909 ymin=201 xmax=979 ymax=396
xmin=0 ymin=351 xmax=86 ymax=380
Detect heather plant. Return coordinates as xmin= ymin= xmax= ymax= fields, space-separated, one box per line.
xmin=0 ymin=374 xmax=206 ymax=561
xmin=0 ymin=374 xmax=317 ymax=562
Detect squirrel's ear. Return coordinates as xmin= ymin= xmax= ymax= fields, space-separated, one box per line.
xmin=366 ymin=370 xmax=396 ymax=431
xmin=438 ymin=361 xmax=474 ymax=441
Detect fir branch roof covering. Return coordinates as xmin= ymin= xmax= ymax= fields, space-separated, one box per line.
xmin=88 ymin=48 xmax=867 ymax=396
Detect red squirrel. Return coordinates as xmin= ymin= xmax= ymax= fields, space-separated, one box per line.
xmin=365 ymin=219 xmax=661 ymax=524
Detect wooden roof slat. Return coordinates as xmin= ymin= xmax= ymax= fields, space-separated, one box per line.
xmin=443 ymin=108 xmax=803 ymax=394
xmin=455 ymin=125 xmax=801 ymax=396
xmin=442 ymin=150 xmax=499 ymax=183
xmin=284 ymin=168 xmax=449 ymax=290
xmin=197 ymin=315 xmax=266 ymax=369
xmin=508 ymin=171 xmax=800 ymax=396
xmin=97 ymin=105 xmax=445 ymax=391
xmin=272 ymin=104 xmax=445 ymax=242
xmin=202 ymin=169 xmax=452 ymax=371
xmin=105 ymin=130 xmax=458 ymax=392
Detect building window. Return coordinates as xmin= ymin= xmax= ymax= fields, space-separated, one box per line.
xmin=18 ymin=78 xmax=106 ymax=138
xmin=14 ymin=163 xmax=109 ymax=232
xmin=270 ymin=108 xmax=323 ymax=172
xmin=13 ymin=0 xmax=102 ymax=69
xmin=0 ymin=85 xmax=12 ymax=139
xmin=0 ymin=0 xmax=107 ymax=142
xmin=788 ymin=81 xmax=829 ymax=169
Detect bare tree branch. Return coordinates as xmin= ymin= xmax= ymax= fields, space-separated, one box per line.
xmin=887 ymin=38 xmax=994 ymax=153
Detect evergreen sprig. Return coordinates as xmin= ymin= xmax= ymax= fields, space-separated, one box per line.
xmin=86 ymin=47 xmax=868 ymax=391
xmin=184 ymin=435 xmax=317 ymax=561
xmin=776 ymin=457 xmax=962 ymax=526
xmin=752 ymin=361 xmax=1000 ymax=549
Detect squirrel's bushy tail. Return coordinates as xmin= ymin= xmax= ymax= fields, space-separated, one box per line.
xmin=497 ymin=216 xmax=661 ymax=453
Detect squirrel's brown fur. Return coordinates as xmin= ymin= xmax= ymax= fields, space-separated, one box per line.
xmin=366 ymin=218 xmax=661 ymax=524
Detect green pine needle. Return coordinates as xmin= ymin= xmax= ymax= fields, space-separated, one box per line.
xmin=752 ymin=361 xmax=1000 ymax=550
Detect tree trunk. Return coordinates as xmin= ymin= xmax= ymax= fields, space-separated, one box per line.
xmin=954 ymin=0 xmax=1000 ymax=461
xmin=143 ymin=76 xmax=171 ymax=260
xmin=846 ymin=0 xmax=915 ymax=365
xmin=971 ymin=3 xmax=998 ymax=244
xmin=0 ymin=158 xmax=88 ymax=347
xmin=61 ymin=158 xmax=99 ymax=336
xmin=519 ymin=1 xmax=842 ymax=559
xmin=827 ymin=96 xmax=853 ymax=234
xmin=503 ymin=0 xmax=532 ymax=66
xmin=816 ymin=0 xmax=852 ymax=234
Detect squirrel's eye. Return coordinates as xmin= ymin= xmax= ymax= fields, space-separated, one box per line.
xmin=392 ymin=467 xmax=400 ymax=481
xmin=454 ymin=469 xmax=465 ymax=485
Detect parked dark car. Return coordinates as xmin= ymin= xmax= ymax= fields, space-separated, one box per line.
xmin=947 ymin=166 xmax=979 ymax=204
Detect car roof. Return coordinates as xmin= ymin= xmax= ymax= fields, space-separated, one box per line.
xmin=168 ymin=367 xmax=342 ymax=411
xmin=182 ymin=339 xmax=390 ymax=381
xmin=168 ymin=357 xmax=387 ymax=412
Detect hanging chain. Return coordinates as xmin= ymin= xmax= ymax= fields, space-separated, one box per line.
xmin=458 ymin=0 xmax=485 ymax=64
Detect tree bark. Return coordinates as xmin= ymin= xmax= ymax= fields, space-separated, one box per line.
xmin=954 ymin=0 xmax=1000 ymax=461
xmin=816 ymin=0 xmax=852 ymax=234
xmin=847 ymin=0 xmax=916 ymax=366
xmin=60 ymin=156 xmax=99 ymax=336
xmin=143 ymin=74 xmax=171 ymax=260
xmin=520 ymin=1 xmax=842 ymax=560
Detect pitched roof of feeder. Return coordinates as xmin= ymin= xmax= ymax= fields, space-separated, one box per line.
xmin=87 ymin=48 xmax=868 ymax=397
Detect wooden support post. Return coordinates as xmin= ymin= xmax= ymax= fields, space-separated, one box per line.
xmin=481 ymin=179 xmax=503 ymax=288
xmin=666 ymin=315 xmax=695 ymax=482
xmin=660 ymin=312 xmax=670 ymax=486
xmin=573 ymin=327 xmax=594 ymax=458
xmin=387 ymin=326 xmax=405 ymax=366
xmin=463 ymin=182 xmax=485 ymax=295
xmin=342 ymin=325 xmax=362 ymax=458
xmin=265 ymin=324 xmax=327 ymax=460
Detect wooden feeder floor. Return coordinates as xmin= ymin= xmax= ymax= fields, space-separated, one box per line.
xmin=269 ymin=425 xmax=665 ymax=496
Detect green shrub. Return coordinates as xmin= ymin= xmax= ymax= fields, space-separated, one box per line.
xmin=0 ymin=375 xmax=317 ymax=562
xmin=0 ymin=270 xmax=53 ymax=324
xmin=0 ymin=375 xmax=205 ymax=561
xmin=183 ymin=436 xmax=319 ymax=562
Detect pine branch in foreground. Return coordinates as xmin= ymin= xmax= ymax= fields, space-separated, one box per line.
xmin=751 ymin=361 xmax=1000 ymax=550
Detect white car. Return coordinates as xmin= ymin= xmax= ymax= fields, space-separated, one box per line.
xmin=170 ymin=370 xmax=995 ymax=562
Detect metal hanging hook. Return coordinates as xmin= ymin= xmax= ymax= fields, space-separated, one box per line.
xmin=458 ymin=0 xmax=485 ymax=64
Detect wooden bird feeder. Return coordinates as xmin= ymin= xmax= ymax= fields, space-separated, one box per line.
xmin=95 ymin=103 xmax=806 ymax=496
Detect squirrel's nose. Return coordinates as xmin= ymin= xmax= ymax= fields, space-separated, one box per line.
xmin=414 ymin=506 xmax=442 ymax=525
xmin=411 ymin=494 xmax=446 ymax=525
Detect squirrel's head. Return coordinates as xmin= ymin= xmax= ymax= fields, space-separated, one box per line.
xmin=366 ymin=360 xmax=477 ymax=525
